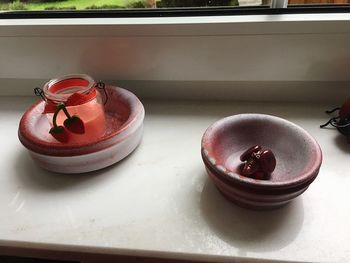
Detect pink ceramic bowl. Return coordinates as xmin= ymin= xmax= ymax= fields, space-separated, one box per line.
xmin=201 ymin=114 xmax=322 ymax=210
xmin=205 ymin=164 xmax=314 ymax=210
xmin=19 ymin=86 xmax=144 ymax=173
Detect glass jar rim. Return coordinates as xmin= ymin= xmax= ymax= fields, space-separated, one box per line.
xmin=43 ymin=74 xmax=96 ymax=102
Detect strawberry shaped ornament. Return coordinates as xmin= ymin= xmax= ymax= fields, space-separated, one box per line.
xmin=49 ymin=103 xmax=86 ymax=143
xmin=49 ymin=125 xmax=69 ymax=143
xmin=64 ymin=116 xmax=85 ymax=134
xmin=58 ymin=103 xmax=85 ymax=134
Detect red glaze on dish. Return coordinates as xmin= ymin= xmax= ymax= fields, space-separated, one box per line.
xmin=19 ymin=86 xmax=144 ymax=157
xmin=201 ymin=114 xmax=322 ymax=210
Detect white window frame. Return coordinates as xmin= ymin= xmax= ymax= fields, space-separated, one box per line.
xmin=1 ymin=13 xmax=350 ymax=102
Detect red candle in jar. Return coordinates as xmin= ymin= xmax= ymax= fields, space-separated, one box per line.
xmin=42 ymin=74 xmax=106 ymax=144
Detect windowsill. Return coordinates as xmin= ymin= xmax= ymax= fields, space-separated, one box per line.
xmin=0 ymin=96 xmax=347 ymax=262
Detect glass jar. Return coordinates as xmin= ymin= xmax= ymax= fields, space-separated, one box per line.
xmin=42 ymin=74 xmax=106 ymax=144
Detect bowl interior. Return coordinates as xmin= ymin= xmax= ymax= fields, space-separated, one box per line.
xmin=202 ymin=114 xmax=322 ymax=188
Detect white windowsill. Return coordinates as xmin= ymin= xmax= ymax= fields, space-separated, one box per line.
xmin=0 ymin=96 xmax=348 ymax=262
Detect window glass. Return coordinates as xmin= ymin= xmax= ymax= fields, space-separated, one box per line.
xmin=0 ymin=0 xmax=269 ymax=12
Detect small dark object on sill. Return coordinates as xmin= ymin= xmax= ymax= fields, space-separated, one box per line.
xmin=320 ymin=98 xmax=350 ymax=143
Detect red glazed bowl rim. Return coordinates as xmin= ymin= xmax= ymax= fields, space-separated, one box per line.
xmin=201 ymin=113 xmax=323 ymax=190
xmin=18 ymin=85 xmax=144 ymax=156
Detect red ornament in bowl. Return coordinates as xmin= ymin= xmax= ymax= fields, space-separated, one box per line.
xmin=201 ymin=114 xmax=322 ymax=210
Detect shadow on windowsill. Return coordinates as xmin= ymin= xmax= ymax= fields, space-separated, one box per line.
xmin=200 ymin=178 xmax=304 ymax=254
xmin=334 ymin=134 xmax=350 ymax=154
xmin=13 ymin=146 xmax=139 ymax=192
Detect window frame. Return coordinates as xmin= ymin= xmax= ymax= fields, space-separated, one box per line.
xmin=1 ymin=12 xmax=350 ymax=102
xmin=2 ymin=13 xmax=350 ymax=36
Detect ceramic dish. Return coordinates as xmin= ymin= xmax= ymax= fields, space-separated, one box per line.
xmin=19 ymin=86 xmax=144 ymax=173
xmin=201 ymin=114 xmax=322 ymax=210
